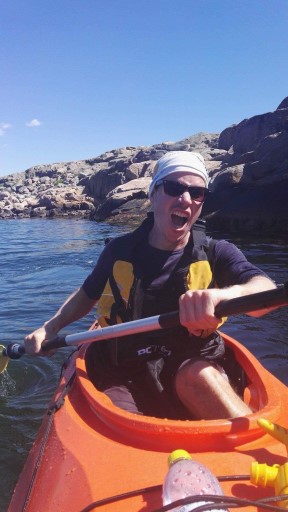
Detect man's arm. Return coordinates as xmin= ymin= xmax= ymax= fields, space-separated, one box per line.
xmin=25 ymin=287 xmax=97 ymax=355
xmin=228 ymin=275 xmax=277 ymax=317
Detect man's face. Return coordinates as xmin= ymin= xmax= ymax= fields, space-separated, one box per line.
xmin=149 ymin=171 xmax=205 ymax=250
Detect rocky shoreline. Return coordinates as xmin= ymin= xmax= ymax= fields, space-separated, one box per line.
xmin=1 ymin=97 xmax=287 ymax=235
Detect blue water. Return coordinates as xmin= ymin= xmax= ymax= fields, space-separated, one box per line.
xmin=0 ymin=218 xmax=127 ymax=511
xmin=0 ymin=218 xmax=287 ymax=511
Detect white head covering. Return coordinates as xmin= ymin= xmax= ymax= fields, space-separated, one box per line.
xmin=149 ymin=151 xmax=209 ymax=198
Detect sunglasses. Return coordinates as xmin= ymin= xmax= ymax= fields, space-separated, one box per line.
xmin=155 ymin=179 xmax=209 ymax=202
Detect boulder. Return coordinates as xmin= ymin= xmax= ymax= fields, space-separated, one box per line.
xmin=205 ymin=179 xmax=288 ymax=235
xmin=92 ymin=177 xmax=150 ymax=221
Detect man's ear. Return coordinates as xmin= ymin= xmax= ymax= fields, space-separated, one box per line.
xmin=149 ymin=188 xmax=156 ymax=205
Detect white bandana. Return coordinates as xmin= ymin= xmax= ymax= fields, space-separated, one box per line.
xmin=149 ymin=151 xmax=209 ymax=198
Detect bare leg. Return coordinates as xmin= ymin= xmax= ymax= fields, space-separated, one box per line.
xmin=175 ymin=359 xmax=252 ymax=420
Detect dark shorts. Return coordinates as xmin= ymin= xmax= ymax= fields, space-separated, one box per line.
xmin=86 ymin=340 xmax=246 ymax=420
xmin=87 ymin=347 xmax=187 ymax=418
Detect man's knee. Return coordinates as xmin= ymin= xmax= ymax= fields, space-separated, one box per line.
xmin=175 ymin=359 xmax=216 ymax=389
xmin=174 ymin=358 xmax=251 ymax=420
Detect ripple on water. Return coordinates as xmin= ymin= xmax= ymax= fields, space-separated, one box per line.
xmin=0 ymin=370 xmax=16 ymax=398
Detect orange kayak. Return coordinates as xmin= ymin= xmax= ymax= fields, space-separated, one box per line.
xmin=8 ymin=331 xmax=288 ymax=512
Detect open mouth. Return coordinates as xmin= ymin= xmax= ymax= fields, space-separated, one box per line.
xmin=171 ymin=211 xmax=189 ymax=228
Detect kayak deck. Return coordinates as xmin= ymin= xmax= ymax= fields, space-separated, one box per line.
xmin=8 ymin=332 xmax=288 ymax=512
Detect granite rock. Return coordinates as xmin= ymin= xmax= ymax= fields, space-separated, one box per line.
xmin=1 ymin=98 xmax=287 ymax=234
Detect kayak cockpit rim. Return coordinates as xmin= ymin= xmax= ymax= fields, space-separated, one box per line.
xmin=72 ymin=331 xmax=285 ymax=452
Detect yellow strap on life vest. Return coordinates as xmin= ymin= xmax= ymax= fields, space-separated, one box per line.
xmin=97 ymin=260 xmax=134 ymax=325
xmin=187 ymin=261 xmax=212 ymax=290
xmin=187 ymin=260 xmax=226 ymax=336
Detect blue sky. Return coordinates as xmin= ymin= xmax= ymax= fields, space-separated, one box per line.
xmin=1 ymin=0 xmax=287 ymax=177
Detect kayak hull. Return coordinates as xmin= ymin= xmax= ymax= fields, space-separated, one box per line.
xmin=8 ymin=332 xmax=288 ymax=512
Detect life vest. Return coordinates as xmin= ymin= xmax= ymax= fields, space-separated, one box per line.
xmin=96 ymin=214 xmax=220 ymax=332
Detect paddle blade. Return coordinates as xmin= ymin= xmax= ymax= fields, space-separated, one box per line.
xmin=0 ymin=345 xmax=9 ymax=373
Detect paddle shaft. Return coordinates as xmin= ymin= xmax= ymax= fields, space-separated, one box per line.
xmin=3 ymin=281 xmax=288 ymax=359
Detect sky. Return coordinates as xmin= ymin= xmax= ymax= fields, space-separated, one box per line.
xmin=1 ymin=0 xmax=288 ymax=177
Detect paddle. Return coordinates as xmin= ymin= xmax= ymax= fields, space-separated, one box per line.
xmin=1 ymin=281 xmax=288 ymax=368
xmin=0 ymin=347 xmax=9 ymax=373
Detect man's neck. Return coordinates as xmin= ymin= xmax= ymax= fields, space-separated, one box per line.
xmin=148 ymin=228 xmax=190 ymax=251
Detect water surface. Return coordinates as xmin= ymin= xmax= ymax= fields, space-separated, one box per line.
xmin=0 ymin=218 xmax=287 ymax=510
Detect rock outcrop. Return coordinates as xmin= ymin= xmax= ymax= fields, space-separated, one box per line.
xmin=204 ymin=97 xmax=288 ymax=234
xmin=0 ymin=98 xmax=287 ymax=235
xmin=0 ymin=162 xmax=95 ymax=219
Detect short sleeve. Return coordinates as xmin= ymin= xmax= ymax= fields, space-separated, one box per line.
xmin=213 ymin=240 xmax=269 ymax=288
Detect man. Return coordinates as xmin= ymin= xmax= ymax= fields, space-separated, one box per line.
xmin=25 ymin=151 xmax=276 ymax=420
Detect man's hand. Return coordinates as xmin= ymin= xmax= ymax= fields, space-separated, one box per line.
xmin=179 ymin=289 xmax=226 ymax=336
xmin=179 ymin=276 xmax=276 ymax=336
xmin=24 ymin=287 xmax=96 ymax=356
xmin=24 ymin=323 xmax=58 ymax=355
